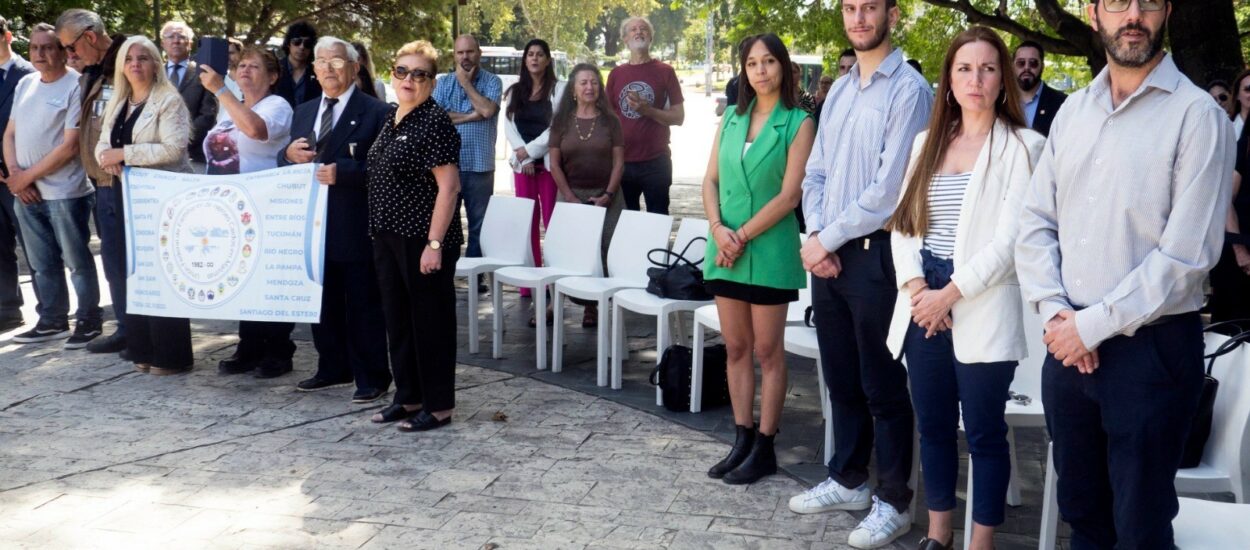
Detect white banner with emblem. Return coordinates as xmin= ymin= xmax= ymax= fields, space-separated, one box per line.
xmin=122 ymin=164 xmax=328 ymax=322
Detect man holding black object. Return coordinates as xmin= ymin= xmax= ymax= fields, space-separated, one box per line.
xmin=278 ymin=36 xmax=391 ymax=403
xmin=160 ymin=21 xmax=216 ymax=168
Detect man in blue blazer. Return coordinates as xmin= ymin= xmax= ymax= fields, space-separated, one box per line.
xmin=278 ymin=36 xmax=391 ymax=402
xmin=0 ymin=17 xmax=36 ymax=332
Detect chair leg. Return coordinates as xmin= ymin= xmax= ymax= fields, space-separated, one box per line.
xmin=656 ymin=312 xmax=670 ymax=407
xmin=611 ymin=302 xmax=624 ymax=390
xmin=910 ymin=427 xmax=920 ymax=523
xmin=964 ymin=460 xmax=974 ymax=550
xmin=535 ymin=285 xmax=548 ymax=370
xmin=491 ymin=277 xmax=504 ymax=359
xmin=1039 ymin=442 xmax=1059 ymax=550
xmin=816 ymin=358 xmax=833 ymax=464
xmin=552 ymin=288 xmax=565 ymax=373
xmin=596 ymin=296 xmax=609 ymax=387
xmin=1006 ymin=425 xmax=1022 ymax=507
xmin=690 ymin=320 xmax=705 ymax=413
xmin=467 ymin=273 xmax=480 ymax=355
xmin=673 ymin=311 xmax=688 ymax=344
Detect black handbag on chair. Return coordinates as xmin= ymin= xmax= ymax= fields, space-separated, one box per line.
xmin=1182 ymin=323 xmax=1250 ymax=468
xmin=645 ymin=237 xmax=712 ymax=301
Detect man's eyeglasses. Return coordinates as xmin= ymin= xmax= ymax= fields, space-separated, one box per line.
xmin=1102 ymin=0 xmax=1167 ymax=13
xmin=313 ymin=58 xmax=350 ymax=70
xmin=62 ymin=27 xmax=88 ymax=54
xmin=162 ymin=34 xmax=189 ymax=42
xmin=392 ymin=66 xmax=433 ymax=82
xmin=1014 ymin=59 xmax=1041 ymax=69
xmin=289 ymin=37 xmax=313 ymax=48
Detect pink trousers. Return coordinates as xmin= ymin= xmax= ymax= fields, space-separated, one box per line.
xmin=513 ymin=167 xmax=557 ymax=297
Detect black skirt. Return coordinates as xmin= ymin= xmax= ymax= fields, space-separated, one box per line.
xmin=705 ymin=279 xmax=798 ymax=306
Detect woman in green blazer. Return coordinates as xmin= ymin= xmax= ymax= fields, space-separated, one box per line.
xmin=702 ymin=33 xmax=815 ymax=485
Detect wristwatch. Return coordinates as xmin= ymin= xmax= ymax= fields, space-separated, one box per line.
xmin=427 ymin=239 xmax=442 ymax=250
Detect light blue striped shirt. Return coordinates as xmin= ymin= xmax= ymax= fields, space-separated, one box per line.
xmin=802 ymin=48 xmax=933 ymax=252
xmin=1015 ymin=54 xmax=1236 ymax=348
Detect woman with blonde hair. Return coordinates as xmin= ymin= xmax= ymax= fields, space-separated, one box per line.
xmin=884 ymin=26 xmax=1043 ymax=550
xmin=95 ymin=35 xmax=194 ymax=374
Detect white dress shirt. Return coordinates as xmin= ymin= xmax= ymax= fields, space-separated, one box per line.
xmin=314 ymin=85 xmax=355 ymax=141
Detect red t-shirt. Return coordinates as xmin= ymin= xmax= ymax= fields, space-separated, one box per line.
xmin=606 ymin=60 xmax=684 ymax=163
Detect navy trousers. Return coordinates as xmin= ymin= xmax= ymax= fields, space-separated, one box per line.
xmin=1043 ymin=312 xmax=1203 ymax=550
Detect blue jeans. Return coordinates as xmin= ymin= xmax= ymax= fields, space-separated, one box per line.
xmin=94 ymin=184 xmax=127 ymax=333
xmin=905 ymin=250 xmax=1016 ymax=526
xmin=15 ymin=194 xmax=101 ymax=327
xmin=456 ymin=170 xmax=493 ymax=258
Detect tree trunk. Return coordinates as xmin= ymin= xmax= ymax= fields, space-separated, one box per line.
xmin=1169 ymin=0 xmax=1245 ymax=86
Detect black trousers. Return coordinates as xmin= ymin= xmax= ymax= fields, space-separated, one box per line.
xmin=127 ymin=313 xmax=192 ymax=369
xmin=311 ymin=258 xmax=392 ymax=392
xmin=236 ymin=321 xmax=295 ymax=360
xmin=620 ymin=155 xmax=672 ymax=215
xmin=373 ymin=232 xmax=459 ymax=411
xmin=0 ymin=184 xmax=29 ymax=317
xmin=1043 ymin=313 xmax=1204 ymax=550
xmin=811 ymin=234 xmax=914 ymax=512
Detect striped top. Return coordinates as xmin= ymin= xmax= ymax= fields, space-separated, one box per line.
xmin=922 ymin=172 xmax=971 ymax=259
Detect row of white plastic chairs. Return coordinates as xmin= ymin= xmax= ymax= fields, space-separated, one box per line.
xmin=453 ymin=196 xmax=1250 ymax=549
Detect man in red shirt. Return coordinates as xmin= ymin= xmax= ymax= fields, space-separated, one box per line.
xmin=606 ymin=16 xmax=684 ymax=215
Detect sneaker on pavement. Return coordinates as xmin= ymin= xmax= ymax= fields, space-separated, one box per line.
xmin=847 ymin=496 xmax=911 ymax=549
xmin=13 ymin=323 xmax=71 ymax=344
xmin=789 ymin=478 xmax=871 ymax=514
xmin=86 ymin=331 xmax=127 ymax=353
xmin=64 ymin=321 xmax=103 ymax=349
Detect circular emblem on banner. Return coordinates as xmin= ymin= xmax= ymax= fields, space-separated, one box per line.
xmin=160 ymin=184 xmax=259 ymax=307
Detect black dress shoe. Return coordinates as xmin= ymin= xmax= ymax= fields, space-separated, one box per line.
xmin=218 ymin=354 xmax=260 ymax=375
xmin=917 ymin=536 xmax=954 ymax=550
xmin=722 ymin=429 xmax=778 ymax=485
xmin=296 ymin=376 xmax=354 ymax=392
xmin=0 ymin=316 xmax=25 ymax=332
xmin=371 ymin=403 xmax=420 ymax=423
xmin=254 ymin=358 xmax=294 ymax=379
xmin=708 ymin=424 xmax=756 ymax=479
xmin=86 ymin=332 xmax=127 ymax=353
xmin=352 ymin=388 xmax=388 ymax=403
xmin=397 ymin=410 xmax=451 ymax=432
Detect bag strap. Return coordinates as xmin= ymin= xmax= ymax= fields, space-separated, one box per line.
xmin=646 ymin=237 xmax=708 ymax=269
xmin=1205 ymin=319 xmax=1250 ymax=336
xmin=1204 ymin=329 xmax=1250 ymax=376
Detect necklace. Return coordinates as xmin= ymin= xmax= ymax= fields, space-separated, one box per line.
xmin=127 ymin=96 xmax=147 ymax=108
xmin=575 ymin=116 xmax=597 ymax=141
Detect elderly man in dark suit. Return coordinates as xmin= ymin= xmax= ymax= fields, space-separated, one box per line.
xmin=278 ymin=35 xmax=391 ymax=403
xmin=0 ymin=16 xmax=36 ymax=332
xmin=1013 ymin=40 xmax=1068 ymax=138
xmin=160 ymin=21 xmax=217 ymax=165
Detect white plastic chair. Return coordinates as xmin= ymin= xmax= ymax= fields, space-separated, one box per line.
xmin=610 ymin=218 xmax=711 ymax=400
xmin=454 ymin=196 xmax=535 ymax=354
xmin=963 ymin=301 xmax=1049 ymax=550
xmin=492 ymin=202 xmax=605 ymax=369
xmin=781 ymin=325 xmax=834 ymax=465
xmin=1174 ymin=497 xmax=1250 ymax=548
xmin=552 ymin=210 xmax=673 ymax=386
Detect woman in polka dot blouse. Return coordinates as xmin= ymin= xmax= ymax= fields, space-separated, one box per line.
xmin=366 ymin=40 xmax=463 ymax=432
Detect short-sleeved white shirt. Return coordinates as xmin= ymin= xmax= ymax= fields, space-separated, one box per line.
xmin=203 ymin=94 xmax=292 ymax=174
xmin=10 ymin=70 xmax=91 ymax=200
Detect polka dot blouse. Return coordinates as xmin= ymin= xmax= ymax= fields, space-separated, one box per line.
xmin=367 ymin=99 xmax=464 ymax=245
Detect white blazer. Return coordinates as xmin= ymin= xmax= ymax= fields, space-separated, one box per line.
xmin=503 ymin=80 xmax=567 ymax=173
xmin=886 ymin=120 xmax=1045 ymax=364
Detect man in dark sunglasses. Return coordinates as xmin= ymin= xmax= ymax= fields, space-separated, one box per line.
xmin=275 ymin=21 xmax=321 ymax=108
xmin=1012 ymin=40 xmax=1067 ymax=137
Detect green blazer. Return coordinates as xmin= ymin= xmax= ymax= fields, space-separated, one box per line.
xmin=704 ymin=100 xmax=808 ymax=290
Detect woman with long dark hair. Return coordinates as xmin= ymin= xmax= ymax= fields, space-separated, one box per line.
xmin=352 ymin=41 xmax=387 ymax=100
xmin=702 ymin=33 xmax=814 ymax=485
xmin=883 ymin=27 xmax=1042 ymax=550
xmin=503 ymin=39 xmax=565 ymax=302
xmin=1210 ymin=71 xmax=1250 ymax=323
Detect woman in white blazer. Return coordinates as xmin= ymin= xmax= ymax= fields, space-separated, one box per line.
xmin=883 ymin=27 xmax=1043 ymax=550
xmin=96 ymin=35 xmax=194 ymax=376
xmin=503 ymin=39 xmax=566 ymax=302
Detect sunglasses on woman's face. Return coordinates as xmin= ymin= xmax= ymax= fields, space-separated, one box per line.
xmin=392 ymin=65 xmax=433 ymax=82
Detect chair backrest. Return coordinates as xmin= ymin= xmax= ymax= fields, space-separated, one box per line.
xmin=607 ymin=210 xmax=673 ymax=281
xmin=1200 ymin=331 xmax=1250 ymax=499
xmin=671 ymin=218 xmax=711 ymax=273
xmin=479 ymin=196 xmax=536 ymax=266
xmin=544 ymin=202 xmax=606 ymax=275
xmin=1012 ymin=298 xmax=1046 ymax=401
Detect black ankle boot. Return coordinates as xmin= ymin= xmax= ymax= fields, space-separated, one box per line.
xmin=722 ymin=429 xmax=777 ymax=485
xmin=707 ymin=424 xmax=756 ymax=479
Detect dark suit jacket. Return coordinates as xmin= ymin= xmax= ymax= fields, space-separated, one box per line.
xmin=1031 ymin=84 xmax=1068 ymax=138
xmin=277 ymin=88 xmax=388 ymax=262
xmin=0 ymin=55 xmax=36 ymax=176
xmin=275 ymin=58 xmax=322 ymax=110
xmin=169 ymin=59 xmax=218 ymax=162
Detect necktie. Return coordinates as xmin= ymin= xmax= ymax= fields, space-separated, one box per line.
xmin=316 ymin=97 xmax=339 ymax=153
xmin=168 ymin=63 xmax=181 ymax=86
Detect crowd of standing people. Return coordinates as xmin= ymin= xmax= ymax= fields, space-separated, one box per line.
xmin=0 ymin=0 xmax=1247 ymax=548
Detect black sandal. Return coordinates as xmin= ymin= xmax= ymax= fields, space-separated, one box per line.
xmin=397 ymin=410 xmax=452 ymax=432
xmin=371 ymin=403 xmax=420 ymax=424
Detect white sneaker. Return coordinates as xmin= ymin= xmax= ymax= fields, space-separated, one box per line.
xmin=788 ymin=478 xmax=871 ymax=514
xmin=848 ymin=496 xmax=911 ymax=549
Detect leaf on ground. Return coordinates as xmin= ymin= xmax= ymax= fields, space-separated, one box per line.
xmin=491 ymin=411 xmax=508 ymax=422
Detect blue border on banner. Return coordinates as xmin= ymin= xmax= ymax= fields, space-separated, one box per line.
xmin=302 ymin=167 xmax=324 ymax=284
